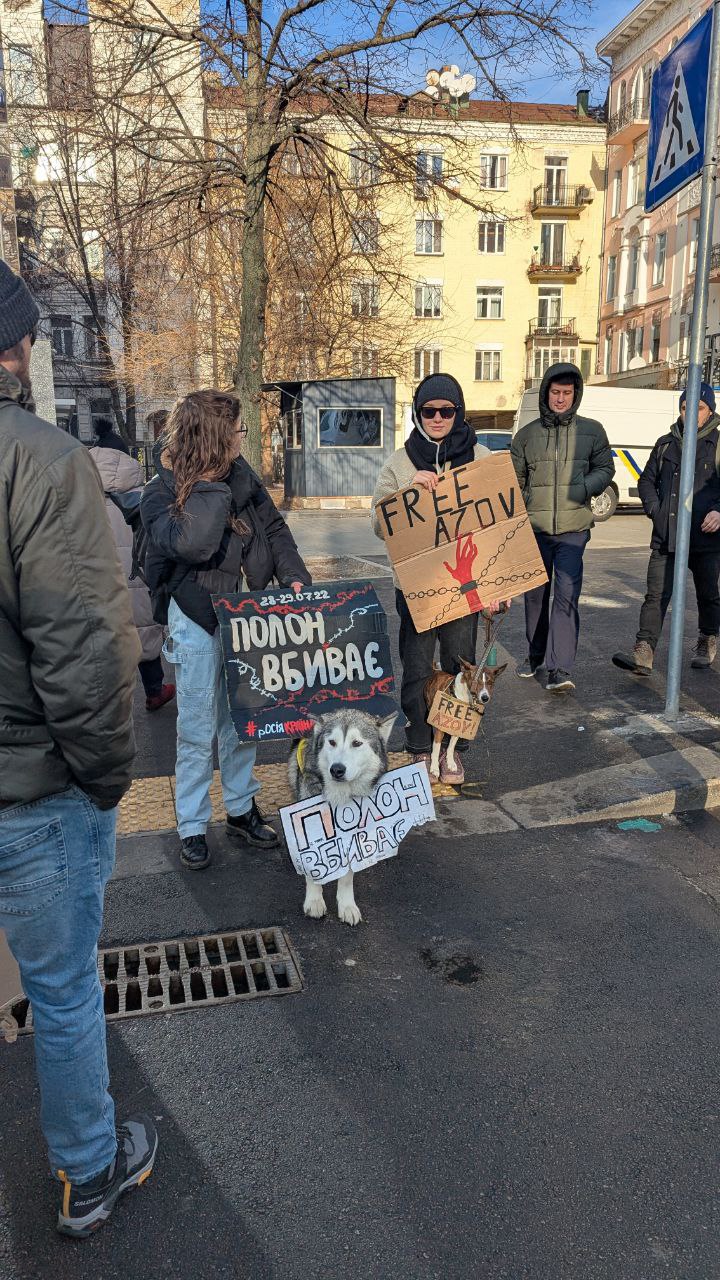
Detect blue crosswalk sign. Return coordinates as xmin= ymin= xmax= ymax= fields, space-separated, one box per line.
xmin=646 ymin=7 xmax=713 ymax=212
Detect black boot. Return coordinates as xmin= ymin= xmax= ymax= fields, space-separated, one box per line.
xmin=179 ymin=834 xmax=211 ymax=870
xmin=226 ymin=800 xmax=279 ymax=848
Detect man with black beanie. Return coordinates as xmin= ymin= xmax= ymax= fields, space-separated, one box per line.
xmin=371 ymin=372 xmax=491 ymax=785
xmin=0 ymin=261 xmax=158 ymax=1235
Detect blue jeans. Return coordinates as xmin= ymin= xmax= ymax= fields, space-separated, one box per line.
xmin=165 ymin=600 xmax=259 ymax=837
xmin=524 ymin=530 xmax=590 ymax=672
xmin=0 ymin=786 xmax=117 ymax=1182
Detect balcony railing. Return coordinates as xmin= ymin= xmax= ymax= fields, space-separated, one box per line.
xmin=528 ymin=316 xmax=578 ymax=338
xmin=608 ymin=96 xmax=649 ymax=141
xmin=710 ymin=244 xmax=720 ymax=273
xmin=530 ymin=184 xmax=592 ymax=213
xmin=528 ymin=257 xmax=582 ymax=279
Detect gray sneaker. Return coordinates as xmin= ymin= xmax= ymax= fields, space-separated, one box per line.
xmin=612 ymin=641 xmax=653 ymax=675
xmin=57 ymin=1114 xmax=158 ymax=1239
xmin=691 ymin=634 xmax=717 ymax=668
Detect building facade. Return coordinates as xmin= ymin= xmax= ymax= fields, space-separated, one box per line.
xmin=597 ymin=0 xmax=720 ymax=389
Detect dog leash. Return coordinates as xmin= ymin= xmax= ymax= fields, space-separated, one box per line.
xmin=477 ymin=604 xmax=509 ymax=669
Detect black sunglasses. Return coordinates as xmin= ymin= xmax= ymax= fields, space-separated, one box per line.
xmin=420 ymin=405 xmax=458 ymax=420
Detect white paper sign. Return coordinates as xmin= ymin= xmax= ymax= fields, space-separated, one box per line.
xmin=280 ymin=763 xmax=435 ymax=885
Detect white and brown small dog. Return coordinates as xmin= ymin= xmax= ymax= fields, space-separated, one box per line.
xmin=423 ymin=657 xmax=506 ymax=784
xmin=288 ymin=709 xmax=397 ymax=925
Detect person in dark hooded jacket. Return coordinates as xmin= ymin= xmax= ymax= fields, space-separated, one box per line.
xmin=141 ymin=389 xmax=311 ymax=870
xmin=612 ymin=383 xmax=720 ymax=675
xmin=510 ymin=362 xmax=614 ymax=692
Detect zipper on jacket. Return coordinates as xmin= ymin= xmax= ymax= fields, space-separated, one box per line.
xmin=553 ymin=428 xmax=559 ymax=534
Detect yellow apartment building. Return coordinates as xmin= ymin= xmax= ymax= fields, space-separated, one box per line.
xmin=208 ymin=88 xmax=608 ymax=441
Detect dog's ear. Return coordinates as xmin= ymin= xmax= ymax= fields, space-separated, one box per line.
xmin=376 ymin=712 xmax=397 ymax=746
xmin=490 ymin=662 xmax=507 ymax=678
xmin=459 ymin=656 xmax=475 ymax=672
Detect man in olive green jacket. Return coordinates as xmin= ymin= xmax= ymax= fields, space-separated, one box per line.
xmin=510 ymin=362 xmax=613 ymax=691
xmin=0 ymin=262 xmax=157 ymax=1236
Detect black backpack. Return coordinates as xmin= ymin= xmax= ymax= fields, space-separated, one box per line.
xmin=107 ymin=489 xmax=149 ymax=585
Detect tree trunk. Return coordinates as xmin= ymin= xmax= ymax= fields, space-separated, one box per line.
xmin=235 ymin=8 xmax=271 ymax=476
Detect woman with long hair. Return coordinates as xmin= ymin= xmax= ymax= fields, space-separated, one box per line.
xmin=141 ymin=390 xmax=310 ymax=870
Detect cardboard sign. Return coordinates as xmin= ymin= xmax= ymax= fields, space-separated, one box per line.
xmin=280 ymin=762 xmax=435 ymax=884
xmin=427 ymin=690 xmax=482 ymax=740
xmin=376 ymin=454 xmax=547 ymax=632
xmin=212 ymin=580 xmax=397 ymax=741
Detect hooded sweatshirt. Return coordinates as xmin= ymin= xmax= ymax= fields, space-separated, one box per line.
xmin=509 ymin=362 xmax=614 ymax=536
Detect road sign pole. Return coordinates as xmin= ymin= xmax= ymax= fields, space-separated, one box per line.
xmin=665 ymin=0 xmax=720 ymax=719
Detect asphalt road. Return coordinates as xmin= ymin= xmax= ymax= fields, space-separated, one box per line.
xmin=3 ymin=512 xmax=720 ymax=1278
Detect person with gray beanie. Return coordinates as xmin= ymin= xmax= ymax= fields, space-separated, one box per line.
xmin=0 ymin=261 xmax=158 ymax=1236
xmin=613 ymin=382 xmax=720 ymax=675
xmin=370 ymin=372 xmax=493 ymax=785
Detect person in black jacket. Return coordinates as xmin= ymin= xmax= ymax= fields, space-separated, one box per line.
xmin=141 ymin=390 xmax=311 ymax=869
xmin=613 ymin=383 xmax=720 ymax=676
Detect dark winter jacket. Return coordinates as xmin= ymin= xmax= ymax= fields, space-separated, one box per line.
xmin=637 ymin=415 xmax=720 ymax=553
xmin=0 ymin=366 xmax=139 ymax=809
xmin=510 ymin=363 xmax=615 ymax=535
xmin=140 ymin=445 xmax=311 ymax=633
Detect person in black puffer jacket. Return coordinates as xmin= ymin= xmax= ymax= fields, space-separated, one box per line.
xmin=612 ymin=382 xmax=720 ymax=676
xmin=141 ymin=389 xmax=311 ymax=870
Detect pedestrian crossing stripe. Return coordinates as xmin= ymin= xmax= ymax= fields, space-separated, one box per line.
xmin=612 ymin=448 xmax=642 ymax=480
xmin=649 ymin=62 xmax=700 ymax=190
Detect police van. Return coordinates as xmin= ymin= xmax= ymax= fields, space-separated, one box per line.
xmin=513 ymin=385 xmax=681 ymax=521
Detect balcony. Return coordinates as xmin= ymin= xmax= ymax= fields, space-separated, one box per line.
xmin=608 ymin=96 xmax=649 ymax=145
xmin=527 ymin=256 xmax=582 ymax=282
xmin=708 ymin=244 xmax=720 ymax=278
xmin=530 ymin=184 xmax=592 ymax=217
xmin=527 ymin=316 xmax=578 ymax=340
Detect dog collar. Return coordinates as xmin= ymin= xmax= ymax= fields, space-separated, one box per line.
xmin=296 ymin=738 xmax=308 ymax=775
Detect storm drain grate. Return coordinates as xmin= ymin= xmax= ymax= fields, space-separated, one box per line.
xmin=0 ymin=928 xmax=304 ymax=1040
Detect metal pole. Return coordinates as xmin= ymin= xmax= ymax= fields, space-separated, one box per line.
xmin=665 ymin=0 xmax=720 ymax=718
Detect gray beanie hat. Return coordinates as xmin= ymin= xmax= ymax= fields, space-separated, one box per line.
xmin=0 ymin=260 xmax=40 ymax=352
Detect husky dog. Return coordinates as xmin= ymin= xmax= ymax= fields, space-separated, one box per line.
xmin=288 ymin=709 xmax=396 ymax=926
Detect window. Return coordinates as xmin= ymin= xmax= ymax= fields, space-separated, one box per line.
xmin=679 ymin=317 xmax=689 ymax=359
xmin=416 ymin=150 xmax=442 ymax=197
xmin=580 ymin=348 xmax=591 ymax=380
xmin=284 ymin=406 xmax=302 ymax=450
xmin=476 ymin=285 xmax=503 ymax=319
xmin=35 ymin=142 xmax=62 ymax=183
xmin=415 ymin=219 xmax=442 ymax=254
xmin=538 ymin=287 xmax=562 ymax=327
xmin=543 ymin=156 xmax=568 ymax=205
xmin=653 ymin=231 xmax=667 ymax=285
xmin=351 ymin=347 xmax=379 ymax=378
xmin=627 ymin=160 xmax=640 ymax=209
xmin=90 ymin=401 xmax=113 ymax=435
xmin=352 ymin=215 xmax=379 ymax=255
xmin=612 ymin=170 xmax=622 ymax=218
xmin=414 ymin=347 xmax=442 ymax=379
xmin=478 ymin=220 xmax=505 ymax=254
xmin=414 ymin=282 xmax=442 ymax=318
xmin=606 ymin=255 xmax=617 ymax=301
xmin=351 ymin=279 xmax=379 ymax=318
xmin=532 ymin=345 xmax=577 ymax=381
xmin=651 ymin=319 xmax=661 ymax=362
xmin=479 ymin=154 xmax=507 ymax=190
xmin=475 ymin=348 xmax=502 ymax=381
xmin=82 ymin=230 xmax=104 ymax=276
xmin=283 ymin=141 xmax=306 ymax=177
xmin=618 ymin=80 xmax=627 ymax=113
xmin=540 ymin=222 xmax=565 ymax=266
xmin=627 ymin=325 xmax=643 ymax=361
xmin=349 ymin=147 xmax=380 ymax=187
xmin=318 ymin=407 xmax=382 ymax=448
xmin=83 ymin=314 xmax=106 ymax=360
xmin=0 ymin=152 xmax=11 ymax=189
xmin=627 ymin=241 xmax=640 ymax=293
xmin=50 ymin=314 xmax=73 ymax=358
xmin=689 ymin=217 xmax=700 ymax=274
xmin=604 ymin=331 xmax=613 ymax=376
xmin=9 ymin=46 xmax=38 ymax=104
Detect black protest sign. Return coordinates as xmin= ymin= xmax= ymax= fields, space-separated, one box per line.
xmin=212 ymin=580 xmax=397 ymax=742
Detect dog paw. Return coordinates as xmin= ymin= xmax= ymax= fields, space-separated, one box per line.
xmin=338 ymin=901 xmax=362 ymax=927
xmin=303 ymin=892 xmax=327 ymax=920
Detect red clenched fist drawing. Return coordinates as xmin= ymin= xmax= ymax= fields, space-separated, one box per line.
xmin=443 ymin=535 xmax=482 ymax=614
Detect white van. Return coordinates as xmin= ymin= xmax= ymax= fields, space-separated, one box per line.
xmin=513 ymin=385 xmax=680 ymax=521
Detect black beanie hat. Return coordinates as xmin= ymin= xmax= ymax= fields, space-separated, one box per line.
xmin=0 ymin=260 xmax=40 ymax=352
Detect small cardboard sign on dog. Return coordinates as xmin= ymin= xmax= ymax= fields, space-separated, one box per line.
xmin=280 ymin=762 xmax=435 ymax=885
xmin=427 ymin=691 xmax=482 ymax=741
xmin=375 ymin=454 xmax=547 ymax=633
